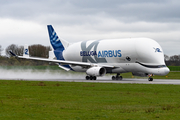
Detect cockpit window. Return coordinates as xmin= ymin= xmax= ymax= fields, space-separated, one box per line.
xmin=157 ymin=65 xmax=166 ymax=68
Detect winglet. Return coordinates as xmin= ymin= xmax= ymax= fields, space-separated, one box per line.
xmin=9 ymin=51 xmax=17 ymax=57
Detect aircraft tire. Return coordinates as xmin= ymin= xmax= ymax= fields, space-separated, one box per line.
xmin=93 ymin=76 xmax=96 ymax=80
xmin=90 ymin=76 xmax=93 ymax=80
xmin=112 ymin=76 xmax=116 ymax=80
xmin=86 ymin=76 xmax=90 ymax=80
xmin=148 ymin=78 xmax=153 ymax=81
xmin=115 ymin=76 xmax=123 ymax=80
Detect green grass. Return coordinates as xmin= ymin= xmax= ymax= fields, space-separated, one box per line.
xmin=0 ymin=80 xmax=180 ymax=119
xmin=168 ymin=66 xmax=180 ymax=71
xmin=153 ymin=72 xmax=180 ymax=79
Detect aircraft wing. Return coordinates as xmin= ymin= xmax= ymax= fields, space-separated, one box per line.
xmin=9 ymin=51 xmax=115 ymax=69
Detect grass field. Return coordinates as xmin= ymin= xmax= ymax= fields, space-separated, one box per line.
xmin=0 ymin=80 xmax=180 ymax=119
xmin=168 ymin=66 xmax=180 ymax=71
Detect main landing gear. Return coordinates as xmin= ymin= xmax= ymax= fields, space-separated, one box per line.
xmin=112 ymin=73 xmax=123 ymax=80
xmin=86 ymin=76 xmax=97 ymax=80
xmin=148 ymin=74 xmax=154 ymax=81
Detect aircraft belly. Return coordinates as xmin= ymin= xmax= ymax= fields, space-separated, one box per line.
xmin=119 ymin=63 xmax=135 ymax=72
xmin=111 ymin=67 xmax=127 ymax=73
xmin=134 ymin=63 xmax=147 ymax=72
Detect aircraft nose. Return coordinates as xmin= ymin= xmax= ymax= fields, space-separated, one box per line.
xmin=164 ymin=67 xmax=170 ymax=75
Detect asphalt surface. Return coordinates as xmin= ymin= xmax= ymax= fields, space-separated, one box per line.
xmin=2 ymin=78 xmax=180 ymax=85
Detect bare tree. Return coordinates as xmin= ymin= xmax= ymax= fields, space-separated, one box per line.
xmin=29 ymin=44 xmax=51 ymax=58
xmin=164 ymin=54 xmax=170 ymax=61
xmin=169 ymin=55 xmax=180 ymax=61
xmin=5 ymin=44 xmax=23 ymax=57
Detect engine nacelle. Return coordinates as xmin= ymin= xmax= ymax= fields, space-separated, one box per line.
xmin=132 ymin=72 xmax=148 ymax=77
xmin=86 ymin=67 xmax=106 ymax=76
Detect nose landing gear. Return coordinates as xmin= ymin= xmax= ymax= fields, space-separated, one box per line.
xmin=112 ymin=73 xmax=123 ymax=80
xmin=148 ymin=74 xmax=154 ymax=81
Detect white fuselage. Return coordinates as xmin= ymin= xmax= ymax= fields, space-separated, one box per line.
xmin=63 ymin=38 xmax=169 ymax=76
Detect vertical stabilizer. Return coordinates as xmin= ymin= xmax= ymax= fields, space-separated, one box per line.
xmin=47 ymin=25 xmax=72 ymax=70
xmin=47 ymin=25 xmax=69 ymax=50
xmin=47 ymin=25 xmax=70 ymax=60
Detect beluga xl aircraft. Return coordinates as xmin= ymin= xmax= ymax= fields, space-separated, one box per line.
xmin=10 ymin=25 xmax=170 ymax=81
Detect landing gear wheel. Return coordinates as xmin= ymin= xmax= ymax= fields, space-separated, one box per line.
xmin=86 ymin=76 xmax=96 ymax=80
xmin=90 ymin=76 xmax=93 ymax=80
xmin=86 ymin=76 xmax=90 ymax=80
xmin=116 ymin=76 xmax=123 ymax=80
xmin=112 ymin=74 xmax=123 ymax=80
xmin=112 ymin=76 xmax=116 ymax=80
xmin=148 ymin=74 xmax=154 ymax=81
xmin=148 ymin=77 xmax=153 ymax=81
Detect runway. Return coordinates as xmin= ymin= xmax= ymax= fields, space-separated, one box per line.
xmin=0 ymin=68 xmax=179 ymax=84
xmin=3 ymin=78 xmax=180 ymax=85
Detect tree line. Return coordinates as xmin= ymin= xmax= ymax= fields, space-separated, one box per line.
xmin=165 ymin=55 xmax=180 ymax=66
xmin=0 ymin=44 xmax=52 ymax=66
xmin=0 ymin=44 xmax=180 ymax=66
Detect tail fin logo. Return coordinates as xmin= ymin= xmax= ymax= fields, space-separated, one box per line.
xmin=153 ymin=48 xmax=162 ymax=53
xmin=47 ymin=25 xmax=64 ymax=51
xmin=25 ymin=49 xmax=29 ymax=55
xmin=23 ymin=44 xmax=29 ymax=57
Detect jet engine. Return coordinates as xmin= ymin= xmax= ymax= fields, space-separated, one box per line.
xmin=86 ymin=67 xmax=106 ymax=76
xmin=132 ymin=72 xmax=148 ymax=77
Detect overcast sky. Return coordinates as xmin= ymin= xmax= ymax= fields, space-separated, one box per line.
xmin=0 ymin=0 xmax=180 ymax=56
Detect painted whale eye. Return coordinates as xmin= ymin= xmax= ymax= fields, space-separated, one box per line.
xmin=126 ymin=56 xmax=131 ymax=61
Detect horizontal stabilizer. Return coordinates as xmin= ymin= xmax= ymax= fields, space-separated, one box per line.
xmin=23 ymin=44 xmax=29 ymax=58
